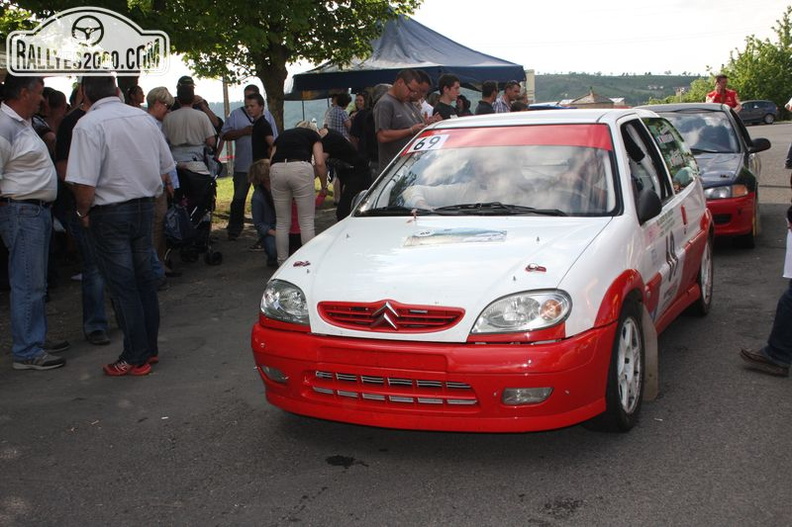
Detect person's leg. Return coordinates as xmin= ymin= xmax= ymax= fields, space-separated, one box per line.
xmin=66 ymin=211 xmax=109 ymax=338
xmin=291 ymin=162 xmax=317 ymax=245
xmin=763 ymin=282 xmax=792 ymax=366
xmin=785 ymin=141 xmax=792 ymax=170
xmin=90 ymin=202 xmax=155 ymax=366
xmin=264 ymin=232 xmax=277 ymax=265
xmin=152 ymin=192 xmax=169 ymax=269
xmin=270 ymin=164 xmax=293 ymax=264
xmin=0 ymin=202 xmax=51 ymax=360
xmin=130 ymin=201 xmax=160 ymax=361
xmin=227 ymin=171 xmax=250 ymax=239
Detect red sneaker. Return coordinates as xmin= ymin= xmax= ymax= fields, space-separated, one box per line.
xmin=147 ymin=355 xmax=159 ymax=365
xmin=103 ymin=360 xmax=152 ymax=376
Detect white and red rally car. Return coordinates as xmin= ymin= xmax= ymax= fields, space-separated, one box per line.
xmin=251 ymin=109 xmax=713 ymax=433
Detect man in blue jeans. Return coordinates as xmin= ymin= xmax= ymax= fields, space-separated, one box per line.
xmin=66 ymin=75 xmax=175 ymax=376
xmin=55 ymin=79 xmax=111 ymax=346
xmin=740 ymin=207 xmax=792 ymax=377
xmin=0 ymin=74 xmax=66 ymax=371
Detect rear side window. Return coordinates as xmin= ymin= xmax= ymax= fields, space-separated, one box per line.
xmin=643 ymin=117 xmax=699 ymax=193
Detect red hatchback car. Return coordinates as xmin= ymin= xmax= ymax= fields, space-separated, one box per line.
xmin=639 ymin=103 xmax=771 ymax=248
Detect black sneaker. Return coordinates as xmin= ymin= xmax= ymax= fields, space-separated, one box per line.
xmin=43 ymin=339 xmax=71 ymax=353
xmin=740 ymin=348 xmax=790 ymax=377
xmin=13 ymin=352 xmax=66 ymax=371
xmin=85 ymin=330 xmax=111 ymax=346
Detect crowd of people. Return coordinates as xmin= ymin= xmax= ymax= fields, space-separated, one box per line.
xmin=20 ymin=68 xmax=792 ymax=379
xmin=0 ymin=68 xmax=530 ymax=376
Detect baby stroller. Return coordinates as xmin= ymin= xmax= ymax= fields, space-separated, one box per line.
xmin=165 ymin=162 xmax=223 ymax=266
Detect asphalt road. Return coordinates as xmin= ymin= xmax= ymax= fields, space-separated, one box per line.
xmin=1 ymin=123 xmax=791 ymax=526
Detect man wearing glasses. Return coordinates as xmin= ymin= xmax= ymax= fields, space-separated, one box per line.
xmin=493 ymin=80 xmax=522 ymax=113
xmin=373 ymin=69 xmax=427 ymax=172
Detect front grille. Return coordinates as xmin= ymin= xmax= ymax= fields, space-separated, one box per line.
xmin=310 ymin=370 xmax=478 ymax=408
xmin=318 ymin=300 xmax=464 ymax=333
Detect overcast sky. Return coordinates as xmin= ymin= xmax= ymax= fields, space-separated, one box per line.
xmin=412 ymin=0 xmax=786 ymax=76
xmin=45 ymin=0 xmax=788 ymax=102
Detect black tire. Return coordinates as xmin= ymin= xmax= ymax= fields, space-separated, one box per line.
xmin=584 ymin=299 xmax=644 ymax=433
xmin=689 ymin=234 xmax=713 ymax=316
xmin=763 ymin=114 xmax=775 ymax=125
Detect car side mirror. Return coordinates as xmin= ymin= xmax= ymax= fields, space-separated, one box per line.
xmin=749 ymin=137 xmax=771 ymax=154
xmin=636 ymin=188 xmax=662 ymax=224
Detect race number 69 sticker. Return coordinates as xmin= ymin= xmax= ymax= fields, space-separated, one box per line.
xmin=407 ymin=134 xmax=449 ymax=153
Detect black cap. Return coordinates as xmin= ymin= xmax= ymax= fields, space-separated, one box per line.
xmin=177 ymin=75 xmax=195 ymax=87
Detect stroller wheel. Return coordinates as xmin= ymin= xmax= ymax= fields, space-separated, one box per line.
xmin=205 ymin=251 xmax=223 ymax=266
xmin=180 ymin=248 xmax=199 ymax=263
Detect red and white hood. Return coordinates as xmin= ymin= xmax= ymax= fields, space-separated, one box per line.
xmin=271 ymin=216 xmax=612 ymax=341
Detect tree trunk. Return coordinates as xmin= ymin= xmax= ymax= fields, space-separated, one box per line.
xmin=254 ymin=47 xmax=289 ymax=133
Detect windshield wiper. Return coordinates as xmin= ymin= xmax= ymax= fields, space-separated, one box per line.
xmin=357 ymin=205 xmax=435 ymax=217
xmin=432 ymin=202 xmax=567 ymax=216
xmin=691 ymin=147 xmax=721 ymax=154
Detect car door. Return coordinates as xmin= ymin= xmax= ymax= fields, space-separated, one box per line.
xmin=620 ymin=118 xmax=703 ymax=322
xmin=642 ymin=116 xmax=708 ymax=312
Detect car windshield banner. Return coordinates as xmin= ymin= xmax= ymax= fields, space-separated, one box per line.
xmin=6 ymin=6 xmax=170 ymax=76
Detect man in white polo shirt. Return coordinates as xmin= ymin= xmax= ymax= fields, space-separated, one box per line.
xmin=0 ymin=74 xmax=65 ymax=371
xmin=66 ymin=75 xmax=175 ymax=377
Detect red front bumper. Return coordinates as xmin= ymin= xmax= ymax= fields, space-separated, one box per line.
xmin=707 ymin=193 xmax=755 ymax=238
xmin=250 ymin=320 xmax=617 ymax=432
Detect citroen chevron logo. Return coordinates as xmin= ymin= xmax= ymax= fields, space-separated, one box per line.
xmin=370 ymin=302 xmax=400 ymax=330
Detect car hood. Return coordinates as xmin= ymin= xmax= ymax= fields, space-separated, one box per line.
xmin=694 ymin=153 xmax=743 ymax=186
xmin=273 ymin=216 xmax=612 ymax=336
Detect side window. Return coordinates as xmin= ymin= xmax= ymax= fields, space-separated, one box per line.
xmin=643 ymin=117 xmax=700 ymax=193
xmin=620 ymin=120 xmax=674 ymax=203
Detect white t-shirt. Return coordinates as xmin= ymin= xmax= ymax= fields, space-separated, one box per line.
xmin=66 ymin=97 xmax=175 ymax=206
xmin=0 ymin=103 xmax=57 ymax=201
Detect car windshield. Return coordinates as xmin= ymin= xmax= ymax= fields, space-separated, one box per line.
xmin=357 ymin=126 xmax=618 ymax=217
xmin=658 ymin=110 xmax=739 ymax=154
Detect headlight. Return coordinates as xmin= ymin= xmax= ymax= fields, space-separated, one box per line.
xmin=472 ymin=290 xmax=571 ymax=334
xmin=260 ymin=280 xmax=309 ymax=325
xmin=704 ymin=184 xmax=748 ymax=200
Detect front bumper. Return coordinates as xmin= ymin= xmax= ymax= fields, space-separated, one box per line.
xmin=250 ymin=321 xmax=617 ymax=433
xmin=706 ymin=192 xmax=755 ymax=238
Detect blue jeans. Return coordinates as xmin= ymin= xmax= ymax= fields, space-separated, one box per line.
xmin=762 ymin=281 xmax=792 ymax=367
xmin=251 ymin=186 xmax=277 ymax=264
xmin=89 ymin=199 xmax=159 ymax=365
xmin=227 ymin=171 xmax=250 ymax=236
xmin=66 ymin=210 xmax=109 ymax=336
xmin=0 ymin=201 xmax=51 ymax=360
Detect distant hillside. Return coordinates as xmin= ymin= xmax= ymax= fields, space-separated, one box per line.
xmin=208 ymin=74 xmax=706 ymax=131
xmin=535 ymin=73 xmax=703 ymax=106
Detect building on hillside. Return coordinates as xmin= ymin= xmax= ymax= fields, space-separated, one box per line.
xmin=569 ymin=88 xmax=614 ymax=109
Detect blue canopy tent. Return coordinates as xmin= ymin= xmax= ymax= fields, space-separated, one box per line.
xmin=285 ymin=15 xmax=525 ymax=100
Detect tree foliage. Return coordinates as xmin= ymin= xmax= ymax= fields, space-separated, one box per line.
xmin=653 ymin=5 xmax=792 ymax=113
xmin=723 ymin=5 xmax=792 ymax=116
xmin=10 ymin=0 xmax=422 ymax=129
xmin=0 ymin=0 xmax=35 ymax=39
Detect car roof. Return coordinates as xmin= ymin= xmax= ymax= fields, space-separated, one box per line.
xmin=636 ymin=102 xmax=732 ymax=113
xmin=427 ymin=108 xmax=657 ymax=131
